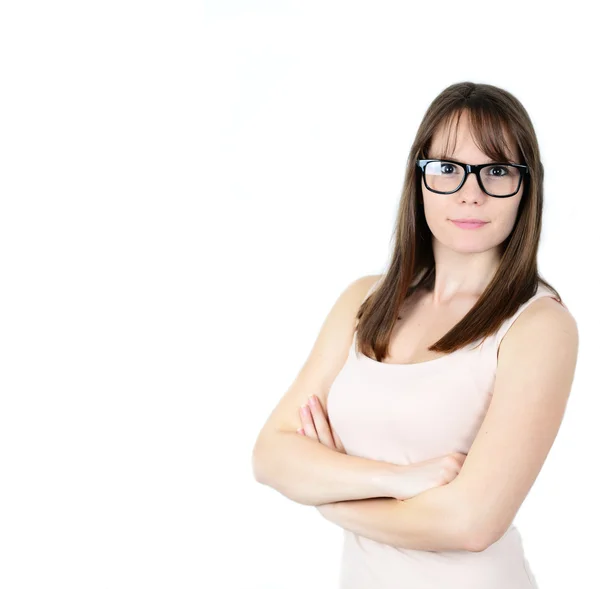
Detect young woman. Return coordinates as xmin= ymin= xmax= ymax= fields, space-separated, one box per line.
xmin=252 ymin=81 xmax=579 ymax=588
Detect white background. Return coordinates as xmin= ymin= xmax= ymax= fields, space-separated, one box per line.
xmin=1 ymin=1 xmax=597 ymax=588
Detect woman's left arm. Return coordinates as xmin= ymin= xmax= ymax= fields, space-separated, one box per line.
xmin=316 ymin=482 xmax=472 ymax=552
xmin=315 ymin=299 xmax=579 ymax=553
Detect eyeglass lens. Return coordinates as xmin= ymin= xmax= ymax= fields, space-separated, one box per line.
xmin=425 ymin=161 xmax=521 ymax=197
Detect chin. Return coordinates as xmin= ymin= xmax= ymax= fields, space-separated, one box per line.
xmin=437 ymin=233 xmax=494 ymax=254
xmin=460 ymin=245 xmax=494 ymax=254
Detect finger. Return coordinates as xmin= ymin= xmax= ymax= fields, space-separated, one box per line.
xmin=300 ymin=404 xmax=318 ymax=439
xmin=332 ymin=427 xmax=346 ymax=453
xmin=296 ymin=428 xmax=305 ymax=435
xmin=454 ymin=452 xmax=467 ymax=465
xmin=307 ymin=395 xmax=336 ymax=450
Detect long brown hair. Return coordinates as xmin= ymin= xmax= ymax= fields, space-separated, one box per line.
xmin=356 ymin=81 xmax=562 ymax=362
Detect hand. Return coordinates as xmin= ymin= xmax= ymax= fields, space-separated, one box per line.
xmin=297 ymin=395 xmax=346 ymax=454
xmin=385 ymin=453 xmax=468 ymax=500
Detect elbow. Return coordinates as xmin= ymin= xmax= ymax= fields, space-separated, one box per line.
xmin=252 ymin=455 xmax=264 ymax=485
xmin=450 ymin=501 xmax=492 ymax=553
xmin=251 ymin=436 xmax=314 ymax=506
xmin=445 ymin=490 xmax=489 ymax=552
xmin=464 ymin=531 xmax=502 ymax=553
xmin=251 ymin=436 xmax=271 ymax=485
xmin=463 ymin=532 xmax=491 ymax=553
xmin=455 ymin=519 xmax=481 ymax=553
xmin=461 ymin=514 xmax=507 ymax=553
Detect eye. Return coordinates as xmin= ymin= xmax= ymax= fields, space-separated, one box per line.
xmin=440 ymin=163 xmax=458 ymax=174
xmin=486 ymin=165 xmax=509 ymax=177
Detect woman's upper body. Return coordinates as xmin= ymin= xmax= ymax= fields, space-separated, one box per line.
xmin=329 ymin=272 xmax=577 ymax=548
xmin=327 ymin=273 xmax=573 ymax=588
xmin=253 ymin=82 xmax=579 ymax=557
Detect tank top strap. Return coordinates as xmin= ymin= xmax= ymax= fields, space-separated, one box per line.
xmin=356 ymin=276 xmax=566 ymax=360
xmin=494 ymin=282 xmax=566 ymax=354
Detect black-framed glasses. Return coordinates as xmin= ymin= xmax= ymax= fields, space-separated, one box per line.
xmin=416 ymin=158 xmax=529 ymax=198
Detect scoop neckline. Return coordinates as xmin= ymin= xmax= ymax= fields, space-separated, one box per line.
xmin=352 ymin=281 xmax=552 ymax=369
xmin=355 ymin=346 xmax=463 ymax=369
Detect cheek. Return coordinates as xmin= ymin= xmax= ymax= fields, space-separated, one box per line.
xmin=422 ymin=199 xmax=456 ymax=240
xmin=422 ymin=193 xmax=446 ymax=226
xmin=495 ymin=196 xmax=522 ymax=232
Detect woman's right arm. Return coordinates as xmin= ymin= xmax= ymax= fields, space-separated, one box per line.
xmin=251 ymin=274 xmax=405 ymax=506
xmin=254 ymin=430 xmax=407 ymax=506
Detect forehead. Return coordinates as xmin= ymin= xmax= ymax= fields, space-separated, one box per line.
xmin=430 ymin=109 xmax=519 ymax=161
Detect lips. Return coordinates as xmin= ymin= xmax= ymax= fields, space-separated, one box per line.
xmin=451 ymin=219 xmax=489 ymax=230
xmin=451 ymin=219 xmax=488 ymax=223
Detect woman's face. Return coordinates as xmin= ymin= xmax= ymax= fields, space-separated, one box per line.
xmin=422 ymin=113 xmax=524 ymax=255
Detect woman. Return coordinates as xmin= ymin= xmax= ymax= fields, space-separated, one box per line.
xmin=252 ymin=81 xmax=579 ymax=588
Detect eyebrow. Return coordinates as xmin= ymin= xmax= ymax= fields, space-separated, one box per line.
xmin=433 ymin=154 xmax=520 ymax=165
xmin=434 ymin=154 xmax=496 ymax=164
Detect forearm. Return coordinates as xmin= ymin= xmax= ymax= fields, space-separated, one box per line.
xmin=252 ymin=431 xmax=404 ymax=506
xmin=317 ymin=482 xmax=471 ymax=552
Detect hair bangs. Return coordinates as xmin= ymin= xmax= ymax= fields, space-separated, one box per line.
xmin=433 ymin=107 xmax=520 ymax=165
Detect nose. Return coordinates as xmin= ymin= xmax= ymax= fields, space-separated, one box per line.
xmin=459 ymin=170 xmax=486 ymax=201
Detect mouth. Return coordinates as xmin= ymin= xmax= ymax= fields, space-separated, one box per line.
xmin=450 ymin=219 xmax=489 ymax=229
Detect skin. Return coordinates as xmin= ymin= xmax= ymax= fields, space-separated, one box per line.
xmin=422 ymin=109 xmax=524 ymax=305
xmin=297 ymin=395 xmax=345 ymax=453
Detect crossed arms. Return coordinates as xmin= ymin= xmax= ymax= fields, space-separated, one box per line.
xmin=253 ymin=293 xmax=578 ymax=553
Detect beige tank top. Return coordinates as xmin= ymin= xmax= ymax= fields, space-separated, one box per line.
xmin=327 ymin=277 xmax=563 ymax=588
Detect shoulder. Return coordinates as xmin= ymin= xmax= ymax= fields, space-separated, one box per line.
xmin=500 ymin=294 xmax=579 ymax=360
xmin=315 ymin=274 xmax=383 ymax=337
xmin=355 ymin=273 xmax=383 ymax=290
xmin=514 ymin=295 xmax=577 ymax=336
xmin=344 ymin=273 xmax=383 ymax=305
